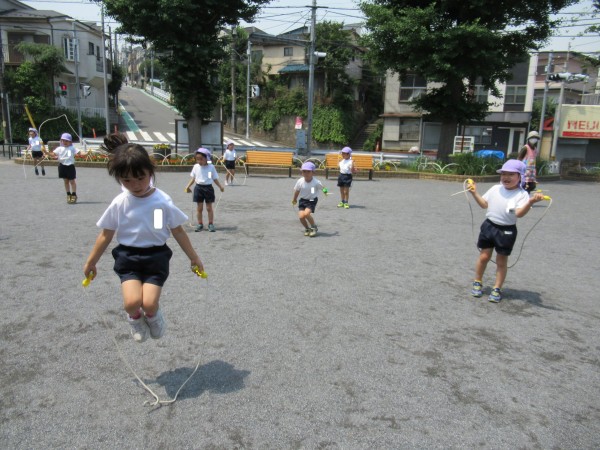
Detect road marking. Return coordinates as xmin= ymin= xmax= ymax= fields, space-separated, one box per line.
xmin=126 ymin=131 xmax=137 ymax=141
xmin=153 ymin=132 xmax=168 ymax=142
xmin=140 ymin=131 xmax=152 ymax=141
xmin=118 ymin=102 xmax=140 ymax=132
xmin=168 ymin=132 xmax=175 ymax=140
xmin=237 ymin=139 xmax=253 ymax=146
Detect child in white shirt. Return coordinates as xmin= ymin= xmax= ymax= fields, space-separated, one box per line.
xmin=292 ymin=161 xmax=328 ymax=237
xmin=51 ymin=133 xmax=86 ymax=204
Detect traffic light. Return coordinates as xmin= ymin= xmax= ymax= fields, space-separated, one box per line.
xmin=82 ymin=84 xmax=91 ymax=98
xmin=547 ymin=72 xmax=571 ymax=82
xmin=58 ymin=82 xmax=68 ymax=96
xmin=251 ymin=84 xmax=260 ymax=98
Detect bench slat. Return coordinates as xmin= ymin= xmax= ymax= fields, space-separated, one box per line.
xmin=245 ymin=151 xmax=294 ymax=177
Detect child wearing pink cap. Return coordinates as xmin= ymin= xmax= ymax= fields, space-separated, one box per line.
xmin=51 ymin=132 xmax=86 ymax=203
xmin=337 ymin=146 xmax=356 ymax=208
xmin=467 ymin=159 xmax=544 ymax=302
xmin=185 ymin=148 xmax=225 ymax=232
xmin=223 ymin=140 xmax=237 ymax=185
xmin=292 ymin=161 xmax=328 ymax=237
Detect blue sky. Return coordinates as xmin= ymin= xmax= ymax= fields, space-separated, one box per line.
xmin=21 ymin=0 xmax=600 ymax=54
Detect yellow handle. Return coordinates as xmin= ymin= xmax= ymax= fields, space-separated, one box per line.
xmin=192 ymin=265 xmax=208 ymax=279
xmin=82 ymin=271 xmax=95 ymax=287
xmin=543 ymin=195 xmax=551 ymax=201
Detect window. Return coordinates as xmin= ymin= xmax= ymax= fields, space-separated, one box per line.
xmin=398 ymin=119 xmax=420 ymax=142
xmin=399 ymin=74 xmax=426 ymax=102
xmin=63 ymin=36 xmax=78 ymax=61
xmin=96 ymin=45 xmax=101 ymax=61
xmin=88 ymin=42 xmax=94 ymax=55
xmin=505 ymin=85 xmax=527 ymax=104
xmin=250 ymin=50 xmax=262 ymax=63
xmin=284 ymin=47 xmax=293 ymax=57
xmin=463 ymin=126 xmax=491 ymax=145
xmin=473 ymin=85 xmax=489 ymax=103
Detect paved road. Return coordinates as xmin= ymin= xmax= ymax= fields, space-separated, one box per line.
xmin=1 ymin=159 xmax=599 ymax=448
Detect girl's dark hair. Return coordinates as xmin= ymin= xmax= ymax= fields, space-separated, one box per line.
xmin=107 ymin=143 xmax=155 ymax=181
xmin=100 ymin=132 xmax=128 ymax=154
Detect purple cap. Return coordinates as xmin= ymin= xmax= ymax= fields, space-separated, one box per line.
xmin=341 ymin=146 xmax=352 ymax=154
xmin=28 ymin=128 xmax=37 ymax=134
xmin=60 ymin=133 xmax=72 ymax=142
xmin=497 ymin=159 xmax=525 ymax=175
xmin=225 ymin=139 xmax=234 ymax=147
xmin=195 ymin=147 xmax=211 ymax=158
xmin=301 ymin=161 xmax=316 ymax=171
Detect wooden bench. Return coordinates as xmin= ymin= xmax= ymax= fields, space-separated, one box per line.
xmin=324 ymin=153 xmax=374 ymax=180
xmin=245 ymin=150 xmax=295 ymax=177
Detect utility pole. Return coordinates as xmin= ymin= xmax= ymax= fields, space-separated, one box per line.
xmin=246 ymin=39 xmax=251 ymax=139
xmin=538 ymin=52 xmax=552 ymax=137
xmin=101 ymin=5 xmax=110 ymax=134
xmin=0 ymin=24 xmax=12 ymax=144
xmin=306 ymin=0 xmax=317 ymax=155
xmin=70 ymin=20 xmax=83 ymax=142
xmin=231 ymin=25 xmax=237 ymax=133
xmin=551 ymin=46 xmax=570 ymax=160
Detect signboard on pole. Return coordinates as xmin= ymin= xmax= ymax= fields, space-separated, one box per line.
xmin=559 ymin=105 xmax=600 ymax=139
xmin=295 ymin=116 xmax=303 ymax=130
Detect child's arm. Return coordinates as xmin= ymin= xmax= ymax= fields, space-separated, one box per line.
xmin=292 ymin=189 xmax=299 ymax=205
xmin=171 ymin=225 xmax=204 ymax=272
xmin=214 ymin=179 xmax=225 ymax=192
xmin=468 ymin=183 xmax=488 ymax=209
xmin=351 ymin=160 xmax=357 ymax=174
xmin=185 ymin=176 xmax=195 ymax=193
xmin=83 ymin=229 xmax=115 ymax=279
xmin=516 ymin=192 xmax=544 ymax=218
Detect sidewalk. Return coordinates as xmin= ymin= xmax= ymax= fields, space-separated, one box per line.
xmin=1 ymin=160 xmax=599 ymax=448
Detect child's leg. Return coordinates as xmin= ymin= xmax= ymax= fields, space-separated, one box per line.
xmin=63 ymin=179 xmax=70 ymax=193
xmin=298 ymin=209 xmax=310 ymax=228
xmin=70 ymin=179 xmax=77 ymax=194
xmin=343 ymin=186 xmax=350 ymax=202
xmin=121 ymin=280 xmax=162 ymax=316
xmin=206 ymin=202 xmax=214 ymax=223
xmin=493 ymin=254 xmax=508 ymax=289
xmin=474 ymin=248 xmax=493 ymax=281
xmin=196 ymin=202 xmax=204 ymax=224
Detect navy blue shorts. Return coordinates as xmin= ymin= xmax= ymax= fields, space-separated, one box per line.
xmin=58 ymin=163 xmax=76 ymax=180
xmin=299 ymin=197 xmax=318 ymax=212
xmin=31 ymin=151 xmax=44 ymax=159
xmin=477 ymin=219 xmax=518 ymax=256
xmin=193 ymin=184 xmax=215 ymax=203
xmin=225 ymin=160 xmax=236 ymax=170
xmin=337 ymin=173 xmax=353 ymax=187
xmin=112 ymin=244 xmax=173 ymax=286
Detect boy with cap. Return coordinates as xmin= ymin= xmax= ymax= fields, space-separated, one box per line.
xmin=337 ymin=146 xmax=356 ymax=208
xmin=292 ymin=161 xmax=328 ymax=237
xmin=467 ymin=159 xmax=544 ymax=302
xmin=27 ymin=128 xmax=45 ymax=176
xmin=51 ymin=133 xmax=85 ymax=203
xmin=185 ymin=147 xmax=225 ymax=232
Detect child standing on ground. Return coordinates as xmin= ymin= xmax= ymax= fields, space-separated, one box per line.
xmin=292 ymin=161 xmax=328 ymax=237
xmin=51 ymin=133 xmax=85 ymax=204
xmin=27 ymin=128 xmax=45 ymax=176
xmin=223 ymin=139 xmax=237 ymax=186
xmin=185 ymin=148 xmax=225 ymax=232
xmin=337 ymin=146 xmax=356 ymax=208
xmin=518 ymin=130 xmax=540 ymax=193
xmin=469 ymin=159 xmax=544 ymax=303
xmin=83 ymin=143 xmax=204 ymax=343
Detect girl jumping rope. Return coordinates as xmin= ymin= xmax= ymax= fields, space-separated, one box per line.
xmin=83 ymin=143 xmax=204 ymax=343
xmin=292 ymin=161 xmax=328 ymax=237
xmin=27 ymin=128 xmax=45 ymax=176
xmin=337 ymin=146 xmax=356 ymax=208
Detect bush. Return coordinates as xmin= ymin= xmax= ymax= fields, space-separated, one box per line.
xmin=450 ymin=153 xmax=503 ymax=175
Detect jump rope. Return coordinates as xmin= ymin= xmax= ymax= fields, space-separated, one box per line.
xmin=453 ymin=178 xmax=553 ymax=268
xmin=22 ymin=114 xmax=80 ymax=179
xmin=82 ymin=266 xmax=208 ymax=407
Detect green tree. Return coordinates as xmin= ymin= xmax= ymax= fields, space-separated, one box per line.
xmin=109 ymin=65 xmax=125 ymax=107
xmin=530 ymin=97 xmax=556 ymax=132
xmin=99 ymin=0 xmax=268 ymax=151
xmin=315 ymin=21 xmax=355 ymax=101
xmin=361 ymin=0 xmax=577 ymax=161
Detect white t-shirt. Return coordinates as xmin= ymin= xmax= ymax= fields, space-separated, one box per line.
xmin=97 ymin=188 xmax=188 ymax=247
xmin=28 ymin=136 xmax=42 ymax=152
xmin=190 ymin=163 xmax=219 ymax=185
xmin=294 ymin=177 xmax=324 ymax=200
xmin=339 ymin=158 xmax=353 ymax=174
xmin=224 ymin=149 xmax=236 ymax=161
xmin=482 ymin=184 xmax=530 ymax=226
xmin=53 ymin=145 xmax=80 ymax=166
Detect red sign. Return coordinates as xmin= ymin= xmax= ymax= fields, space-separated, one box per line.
xmin=295 ymin=116 xmax=303 ymax=130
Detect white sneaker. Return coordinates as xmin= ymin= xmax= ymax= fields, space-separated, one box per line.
xmin=145 ymin=309 xmax=166 ymax=339
xmin=128 ymin=315 xmax=150 ymax=343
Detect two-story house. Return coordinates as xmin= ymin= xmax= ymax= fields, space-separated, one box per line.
xmin=0 ymin=0 xmax=112 ymax=121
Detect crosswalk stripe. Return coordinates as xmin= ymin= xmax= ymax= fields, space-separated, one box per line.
xmin=168 ymin=132 xmax=175 ymax=140
xmin=237 ymin=139 xmax=253 ymax=146
xmin=126 ymin=131 xmax=137 ymax=141
xmin=140 ymin=131 xmax=152 ymax=141
xmin=153 ymin=132 xmax=168 ymax=142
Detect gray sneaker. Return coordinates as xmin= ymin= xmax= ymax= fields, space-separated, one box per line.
xmin=145 ymin=309 xmax=166 ymax=339
xmin=128 ymin=316 xmax=150 ymax=343
xmin=208 ymin=224 xmax=216 ymax=232
xmin=309 ymin=227 xmax=317 ymax=237
xmin=195 ymin=224 xmax=203 ymax=232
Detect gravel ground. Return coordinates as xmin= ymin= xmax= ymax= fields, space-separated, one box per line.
xmin=1 ymin=159 xmax=599 ymax=449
